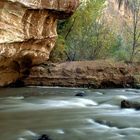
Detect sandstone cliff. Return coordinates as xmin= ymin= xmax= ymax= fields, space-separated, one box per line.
xmin=0 ymin=0 xmax=79 ymax=86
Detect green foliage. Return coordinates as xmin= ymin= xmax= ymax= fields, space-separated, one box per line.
xmin=108 ymin=36 xmax=128 ymax=61
xmin=59 ymin=0 xmax=107 ymax=61
xmin=49 ymin=35 xmax=66 ymax=62
xmin=51 ymin=0 xmax=140 ymax=62
xmin=120 ymin=0 xmax=140 ymax=62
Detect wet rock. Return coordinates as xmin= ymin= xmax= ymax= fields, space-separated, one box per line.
xmin=121 ymin=100 xmax=140 ymax=110
xmin=134 ymin=84 xmax=140 ymax=89
xmin=75 ymin=92 xmax=86 ymax=97
xmin=38 ymin=134 xmax=52 ymax=140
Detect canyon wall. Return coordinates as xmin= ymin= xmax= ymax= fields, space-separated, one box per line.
xmin=102 ymin=0 xmax=132 ymax=34
xmin=0 ymin=0 xmax=79 ymax=86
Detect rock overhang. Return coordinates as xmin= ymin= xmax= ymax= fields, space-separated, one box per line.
xmin=0 ymin=0 xmax=80 ymax=86
xmin=6 ymin=0 xmax=79 ymax=14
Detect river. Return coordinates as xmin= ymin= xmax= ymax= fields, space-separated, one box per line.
xmin=0 ymin=87 xmax=140 ymax=140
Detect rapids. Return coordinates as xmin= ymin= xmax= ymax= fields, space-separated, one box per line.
xmin=0 ymin=87 xmax=140 ymax=140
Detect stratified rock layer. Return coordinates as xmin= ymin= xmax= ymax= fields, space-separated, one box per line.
xmin=0 ymin=0 xmax=79 ymax=86
xmin=23 ymin=60 xmax=139 ymax=88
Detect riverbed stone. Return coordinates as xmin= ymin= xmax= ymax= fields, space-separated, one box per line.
xmin=121 ymin=100 xmax=140 ymax=110
xmin=38 ymin=134 xmax=52 ymax=140
xmin=75 ymin=91 xmax=86 ymax=97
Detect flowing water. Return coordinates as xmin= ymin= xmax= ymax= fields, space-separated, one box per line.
xmin=0 ymin=87 xmax=140 ymax=140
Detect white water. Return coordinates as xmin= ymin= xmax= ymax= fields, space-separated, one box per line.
xmin=0 ymin=87 xmax=140 ymax=140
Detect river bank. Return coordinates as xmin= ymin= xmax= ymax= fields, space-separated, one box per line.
xmin=19 ymin=60 xmax=140 ymax=88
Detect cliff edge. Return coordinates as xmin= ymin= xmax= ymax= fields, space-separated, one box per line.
xmin=0 ymin=0 xmax=79 ymax=86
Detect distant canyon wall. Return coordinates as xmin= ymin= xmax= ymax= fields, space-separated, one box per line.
xmin=0 ymin=0 xmax=79 ymax=86
xmin=102 ymin=0 xmax=132 ymax=34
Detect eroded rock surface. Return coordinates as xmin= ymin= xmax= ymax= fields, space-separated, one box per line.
xmin=23 ymin=60 xmax=138 ymax=88
xmin=0 ymin=0 xmax=79 ymax=86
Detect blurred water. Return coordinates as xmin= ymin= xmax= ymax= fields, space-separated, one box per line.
xmin=0 ymin=87 xmax=140 ymax=140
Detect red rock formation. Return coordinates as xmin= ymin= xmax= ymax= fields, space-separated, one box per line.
xmin=0 ymin=0 xmax=79 ymax=86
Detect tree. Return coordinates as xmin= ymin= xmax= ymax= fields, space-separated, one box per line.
xmin=118 ymin=0 xmax=140 ymax=62
xmin=57 ymin=0 xmax=107 ymax=61
xmin=130 ymin=0 xmax=140 ymax=62
xmin=54 ymin=0 xmax=132 ymax=62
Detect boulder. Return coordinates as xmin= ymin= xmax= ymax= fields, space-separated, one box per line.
xmin=121 ymin=100 xmax=140 ymax=110
xmin=75 ymin=92 xmax=86 ymax=97
xmin=38 ymin=134 xmax=51 ymax=140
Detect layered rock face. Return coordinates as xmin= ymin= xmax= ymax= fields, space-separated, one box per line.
xmin=102 ymin=0 xmax=132 ymax=34
xmin=23 ymin=60 xmax=137 ymax=88
xmin=0 ymin=0 xmax=79 ymax=86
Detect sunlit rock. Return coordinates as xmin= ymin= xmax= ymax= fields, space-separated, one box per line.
xmin=0 ymin=0 xmax=79 ymax=86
